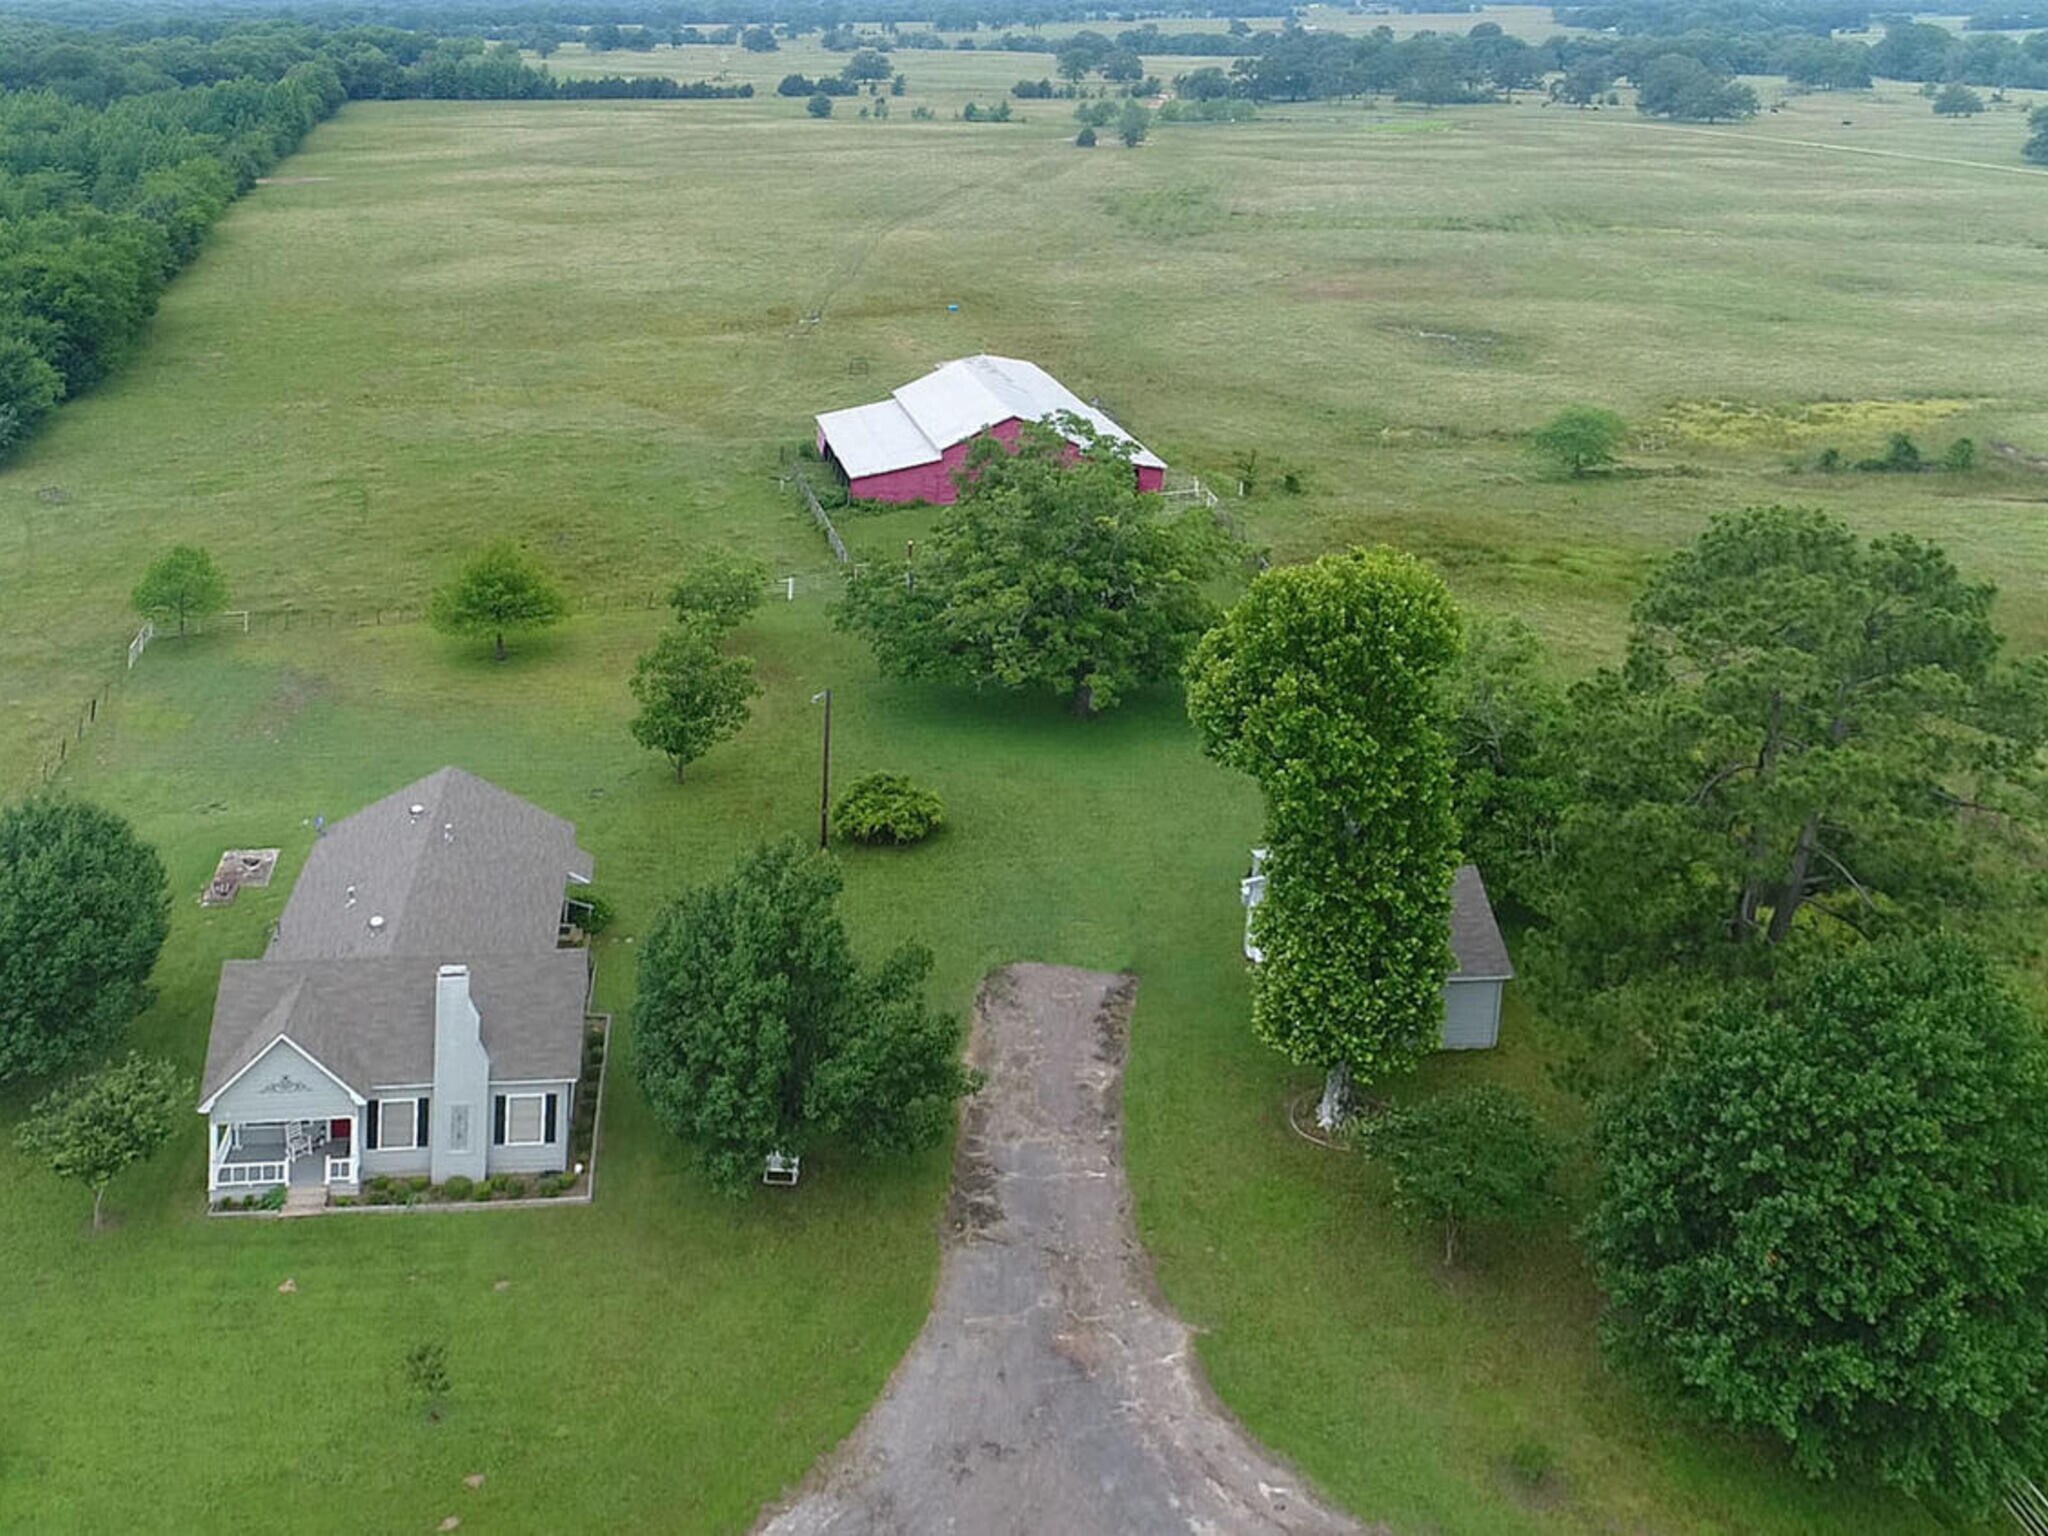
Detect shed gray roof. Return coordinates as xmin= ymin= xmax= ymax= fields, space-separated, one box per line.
xmin=201 ymin=951 xmax=589 ymax=1101
xmin=270 ymin=767 xmax=592 ymax=962
xmin=1448 ymin=865 xmax=1514 ymax=982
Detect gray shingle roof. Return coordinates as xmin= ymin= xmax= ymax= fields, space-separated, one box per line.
xmin=270 ymin=767 xmax=592 ymax=961
xmin=202 ymin=951 xmax=590 ymax=1100
xmin=1449 ymin=864 xmax=1514 ymax=981
xmin=201 ymin=768 xmax=593 ymax=1104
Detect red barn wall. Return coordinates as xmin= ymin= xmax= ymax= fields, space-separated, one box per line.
xmin=847 ymin=418 xmax=1026 ymax=504
xmin=841 ymin=417 xmax=1164 ymax=505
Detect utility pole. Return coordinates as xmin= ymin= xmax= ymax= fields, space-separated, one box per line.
xmin=812 ymin=688 xmax=833 ymax=849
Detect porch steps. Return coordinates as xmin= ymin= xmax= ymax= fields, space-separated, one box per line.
xmin=282 ymin=1185 xmax=328 ymax=1217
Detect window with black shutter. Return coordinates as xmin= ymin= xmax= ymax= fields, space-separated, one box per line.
xmin=493 ymin=1095 xmax=506 ymax=1146
xmin=417 ymin=1096 xmax=430 ymax=1147
xmin=544 ymin=1092 xmax=558 ymax=1144
xmin=365 ymin=1099 xmax=380 ymax=1150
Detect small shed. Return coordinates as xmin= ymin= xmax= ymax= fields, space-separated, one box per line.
xmin=1238 ymin=856 xmax=1515 ymax=1051
xmin=1442 ymin=865 xmax=1513 ymax=1050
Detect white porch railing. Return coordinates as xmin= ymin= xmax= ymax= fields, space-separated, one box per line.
xmin=215 ymin=1159 xmax=287 ymax=1188
xmin=326 ymin=1153 xmax=357 ymax=1186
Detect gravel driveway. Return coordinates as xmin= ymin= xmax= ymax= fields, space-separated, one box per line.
xmin=756 ymin=963 xmax=1373 ymax=1536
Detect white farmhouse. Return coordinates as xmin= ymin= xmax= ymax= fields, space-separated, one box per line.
xmin=197 ymin=768 xmax=594 ymax=1207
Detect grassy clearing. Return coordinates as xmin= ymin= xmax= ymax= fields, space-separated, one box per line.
xmin=2 ymin=78 xmax=2040 ymax=1531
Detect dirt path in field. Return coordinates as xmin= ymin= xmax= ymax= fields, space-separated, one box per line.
xmin=1610 ymin=117 xmax=2048 ymax=180
xmin=755 ymin=963 xmax=1373 ymax=1536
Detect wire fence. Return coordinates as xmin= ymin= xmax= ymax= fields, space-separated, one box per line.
xmin=789 ymin=466 xmax=850 ymax=564
xmin=22 ymin=684 xmax=115 ymax=793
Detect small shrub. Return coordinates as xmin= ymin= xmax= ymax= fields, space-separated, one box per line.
xmin=569 ymin=891 xmax=616 ymax=936
xmin=471 ymin=1181 xmax=494 ymax=1201
xmin=1943 ymin=436 xmax=1976 ymax=471
xmin=407 ymin=1174 xmax=431 ymax=1193
xmin=441 ymin=1175 xmax=474 ymax=1201
xmin=1076 ymin=125 xmax=1096 ymax=147
xmin=807 ymin=92 xmax=833 ymax=118
xmin=1857 ymin=432 xmax=1922 ymax=472
xmin=499 ymin=1175 xmax=530 ymax=1199
xmin=1362 ymin=1085 xmax=1558 ymax=1266
xmin=257 ymin=1184 xmax=287 ymax=1211
xmin=1815 ymin=445 xmax=1842 ymax=473
xmin=832 ymin=772 xmax=946 ymax=845
xmin=536 ymin=1173 xmax=570 ymax=1197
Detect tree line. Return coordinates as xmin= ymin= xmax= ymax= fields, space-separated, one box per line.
xmin=1558 ymin=0 xmax=2048 ymax=90
xmin=0 ymin=15 xmax=759 ymax=463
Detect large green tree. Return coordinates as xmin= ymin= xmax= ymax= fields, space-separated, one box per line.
xmin=131 ymin=545 xmax=228 ymax=638
xmin=1186 ymin=548 xmax=1462 ymax=1124
xmin=17 ymin=1053 xmax=189 ymax=1230
xmin=627 ymin=621 xmax=759 ymax=782
xmin=0 ymin=798 xmax=169 ymax=1084
xmin=1635 ymin=54 xmax=1758 ymax=121
xmin=2027 ymin=104 xmax=2048 ymax=165
xmin=836 ymin=421 xmax=1232 ymax=716
xmin=428 ymin=541 xmax=568 ymax=662
xmin=1588 ymin=936 xmax=2048 ymax=1511
xmin=1932 ymin=82 xmax=1985 ymax=116
xmin=632 ymin=839 xmax=976 ymax=1191
xmin=1440 ymin=614 xmax=1570 ymax=915
xmin=1540 ymin=506 xmax=2046 ymax=993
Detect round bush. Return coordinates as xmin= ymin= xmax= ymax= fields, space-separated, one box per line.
xmin=578 ymin=892 xmax=617 ymax=935
xmin=440 ymin=1175 xmax=474 ymax=1201
xmin=832 ymin=773 xmax=945 ymax=846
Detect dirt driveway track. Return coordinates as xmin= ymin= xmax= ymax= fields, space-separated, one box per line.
xmin=756 ymin=963 xmax=1374 ymax=1536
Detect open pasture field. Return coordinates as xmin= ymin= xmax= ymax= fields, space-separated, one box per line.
xmin=3 ymin=76 xmax=2044 ymax=1533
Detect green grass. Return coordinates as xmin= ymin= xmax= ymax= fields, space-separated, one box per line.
xmin=3 ymin=76 xmax=2041 ymax=1531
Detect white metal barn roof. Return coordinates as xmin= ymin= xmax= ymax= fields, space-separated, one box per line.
xmin=816 ymin=355 xmax=1165 ymax=480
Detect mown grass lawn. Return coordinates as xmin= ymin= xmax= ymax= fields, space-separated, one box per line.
xmin=4 ymin=69 xmax=2040 ymax=1532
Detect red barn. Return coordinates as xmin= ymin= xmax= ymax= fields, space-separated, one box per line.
xmin=815 ymin=354 xmax=1167 ymax=504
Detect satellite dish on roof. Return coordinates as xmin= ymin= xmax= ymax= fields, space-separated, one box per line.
xmin=368 ymin=914 xmax=386 ymax=933
xmin=409 ymin=803 xmax=426 ymax=816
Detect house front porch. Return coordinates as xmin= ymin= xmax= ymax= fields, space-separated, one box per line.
xmin=209 ymin=1117 xmax=360 ymax=1199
